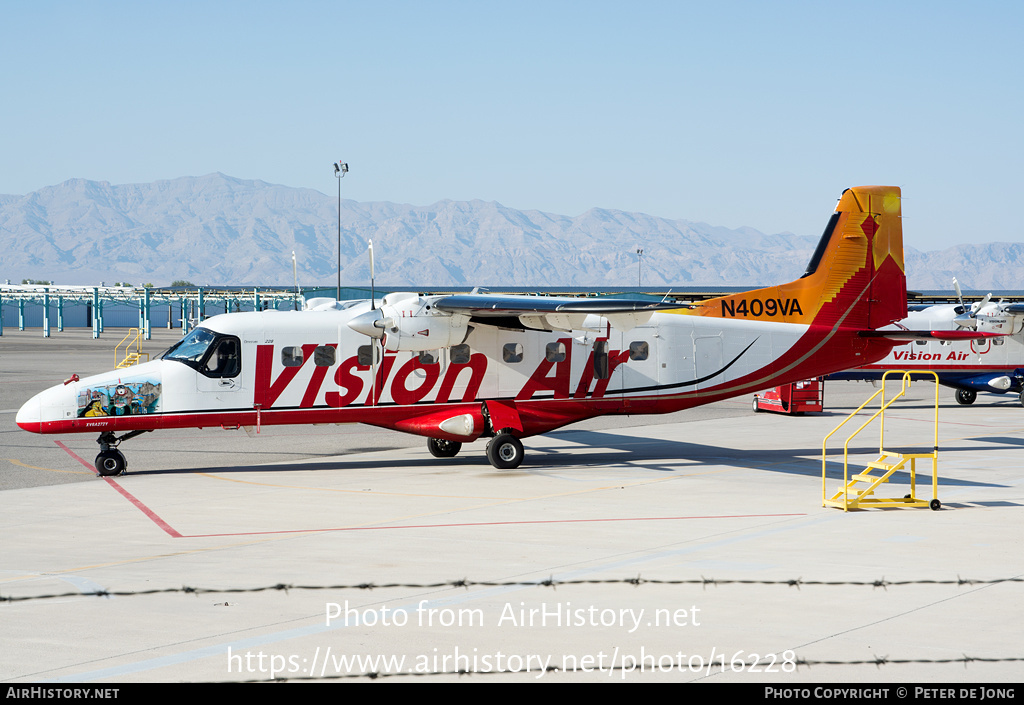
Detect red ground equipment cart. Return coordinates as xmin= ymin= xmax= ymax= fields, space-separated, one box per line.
xmin=753 ymin=378 xmax=824 ymax=414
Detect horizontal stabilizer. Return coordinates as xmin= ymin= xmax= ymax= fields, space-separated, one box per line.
xmin=859 ymin=330 xmax=1006 ymax=341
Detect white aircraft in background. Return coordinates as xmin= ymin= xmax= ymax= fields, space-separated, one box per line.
xmin=832 ymin=279 xmax=1024 ymax=405
xmin=21 ymin=185 xmax=989 ymax=476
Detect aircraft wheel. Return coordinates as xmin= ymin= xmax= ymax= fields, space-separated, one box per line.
xmin=427 ymin=438 xmax=462 ymax=458
xmin=955 ymin=389 xmax=977 ymax=406
xmin=95 ymin=449 xmax=127 ymax=477
xmin=486 ymin=434 xmax=524 ymax=469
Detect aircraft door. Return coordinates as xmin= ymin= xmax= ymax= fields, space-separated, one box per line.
xmin=195 ymin=334 xmax=244 ymax=397
xmin=495 ymin=331 xmax=532 ymax=399
xmin=694 ymin=335 xmax=724 ymax=390
xmin=613 ymin=326 xmax=661 ymax=398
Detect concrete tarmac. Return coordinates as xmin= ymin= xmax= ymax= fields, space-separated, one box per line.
xmin=2 ymin=328 xmax=1023 ymax=683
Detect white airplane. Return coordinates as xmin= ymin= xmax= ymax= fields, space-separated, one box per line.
xmin=19 ymin=186 xmax=986 ymax=475
xmin=832 ymin=280 xmax=1024 ymax=405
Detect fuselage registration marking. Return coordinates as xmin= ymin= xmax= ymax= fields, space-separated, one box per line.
xmin=720 ymin=298 xmax=803 ymax=318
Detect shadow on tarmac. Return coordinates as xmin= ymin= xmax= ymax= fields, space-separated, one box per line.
xmin=119 ymin=428 xmax=1015 ymax=490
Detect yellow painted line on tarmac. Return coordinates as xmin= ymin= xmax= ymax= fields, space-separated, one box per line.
xmin=207 ymin=462 xmax=742 ymax=533
xmin=7 ymin=458 xmax=92 ymax=475
xmin=195 ymin=471 xmax=515 ymax=500
xmin=0 ymin=536 xmax=313 ymax=586
xmin=191 ymin=455 xmax=746 ymax=533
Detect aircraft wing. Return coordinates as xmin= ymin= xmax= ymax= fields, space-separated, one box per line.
xmin=433 ymin=294 xmax=682 ymax=316
xmin=433 ymin=294 xmax=684 ymax=333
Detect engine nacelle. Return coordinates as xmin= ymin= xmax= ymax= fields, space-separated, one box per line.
xmin=378 ymin=293 xmax=470 ymax=352
xmin=975 ymin=314 xmax=1013 ymax=334
xmin=955 ymin=301 xmax=1024 ymax=336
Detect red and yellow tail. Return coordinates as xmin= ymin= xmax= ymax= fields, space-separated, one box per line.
xmin=689 ymin=186 xmax=906 ymax=330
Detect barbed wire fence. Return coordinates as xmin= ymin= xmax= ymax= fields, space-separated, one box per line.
xmin=3 ymin=574 xmax=1023 ymax=603
xmin=5 ymin=575 xmax=1021 ymax=681
xmin=246 ymin=653 xmax=1024 ymax=683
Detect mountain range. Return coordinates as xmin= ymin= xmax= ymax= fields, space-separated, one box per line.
xmin=1 ymin=173 xmax=1020 ymax=291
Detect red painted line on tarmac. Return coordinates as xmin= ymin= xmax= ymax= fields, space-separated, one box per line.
xmin=182 ymin=513 xmax=807 ymax=539
xmin=100 ymin=478 xmax=184 ymax=538
xmin=54 ymin=440 xmax=98 ymax=472
xmin=54 ymin=440 xmax=183 ymax=538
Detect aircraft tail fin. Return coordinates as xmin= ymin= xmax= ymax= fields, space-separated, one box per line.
xmin=692 ymin=186 xmax=906 ymax=330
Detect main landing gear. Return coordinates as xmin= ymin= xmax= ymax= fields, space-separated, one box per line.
xmin=427 ymin=437 xmax=462 ymax=458
xmin=955 ymin=389 xmax=977 ymax=406
xmin=425 ymin=431 xmax=525 ymax=470
xmin=94 ymin=430 xmax=150 ymax=477
xmin=485 ymin=433 xmax=524 ymax=470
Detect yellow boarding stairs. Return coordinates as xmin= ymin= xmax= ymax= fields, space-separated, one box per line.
xmin=822 ymin=370 xmax=941 ymax=511
xmin=115 ymin=328 xmax=150 ymax=369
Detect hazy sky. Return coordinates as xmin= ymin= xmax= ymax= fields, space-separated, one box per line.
xmin=2 ymin=0 xmax=1021 ymax=252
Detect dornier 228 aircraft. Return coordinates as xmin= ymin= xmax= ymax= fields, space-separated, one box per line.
xmin=19 ymin=186 xmax=983 ymax=476
xmin=831 ymin=279 xmax=1024 ymax=405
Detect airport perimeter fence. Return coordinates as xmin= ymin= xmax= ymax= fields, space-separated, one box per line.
xmin=5 ymin=285 xmax=1020 ymax=339
xmin=0 ymin=284 xmax=689 ymax=338
xmin=0 ymin=285 xmax=373 ymax=337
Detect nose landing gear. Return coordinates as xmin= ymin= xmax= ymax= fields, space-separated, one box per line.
xmin=95 ymin=448 xmax=127 ymax=476
xmin=94 ymin=430 xmax=151 ymax=477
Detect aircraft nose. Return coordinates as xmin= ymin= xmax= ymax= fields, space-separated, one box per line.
xmin=16 ymin=394 xmax=43 ymax=433
xmin=348 ymin=308 xmax=385 ymax=339
xmin=16 ymin=384 xmax=75 ymax=433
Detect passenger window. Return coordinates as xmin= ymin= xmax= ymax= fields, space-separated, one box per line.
xmin=314 ymin=346 xmax=336 ymax=367
xmin=450 ymin=344 xmax=471 ymax=365
xmin=545 ymin=341 xmax=566 ymax=363
xmin=503 ymin=343 xmax=523 ymax=363
xmin=357 ymin=345 xmax=376 ymax=366
xmin=593 ymin=340 xmax=609 ymax=380
xmin=629 ymin=341 xmax=649 ymax=361
xmin=282 ymin=346 xmax=304 ymax=367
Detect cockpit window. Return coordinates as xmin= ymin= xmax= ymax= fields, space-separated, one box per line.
xmin=163 ymin=327 xmax=241 ymax=378
xmin=163 ymin=328 xmax=217 ymax=364
xmin=202 ymin=337 xmax=240 ymax=378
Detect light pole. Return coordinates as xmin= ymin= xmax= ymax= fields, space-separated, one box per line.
xmin=334 ymin=161 xmax=349 ymax=301
xmin=291 ymin=250 xmax=299 ymax=310
xmin=636 ymin=248 xmax=644 ymax=288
